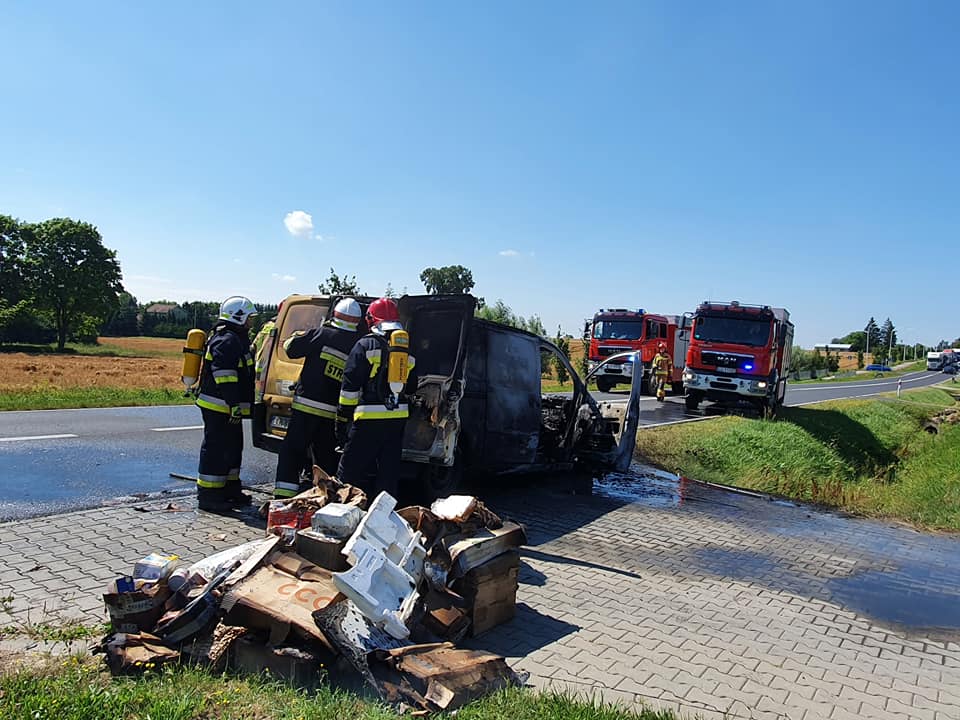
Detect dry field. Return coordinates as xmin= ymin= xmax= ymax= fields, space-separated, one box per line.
xmin=0 ymin=337 xmax=183 ymax=391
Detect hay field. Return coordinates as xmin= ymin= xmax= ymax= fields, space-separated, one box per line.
xmin=0 ymin=337 xmax=183 ymax=392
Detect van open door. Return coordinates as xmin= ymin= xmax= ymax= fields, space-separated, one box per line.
xmin=397 ymin=294 xmax=477 ymax=468
xmin=575 ymin=351 xmax=643 ymax=473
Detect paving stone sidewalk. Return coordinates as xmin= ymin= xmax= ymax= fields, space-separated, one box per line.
xmin=2 ymin=474 xmax=959 ymax=720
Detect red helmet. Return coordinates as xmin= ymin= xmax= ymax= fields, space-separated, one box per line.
xmin=366 ymin=297 xmax=401 ymax=330
xmin=658 ymin=342 xmax=667 ymax=351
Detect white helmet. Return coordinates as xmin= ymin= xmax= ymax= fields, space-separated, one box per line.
xmin=219 ymin=296 xmax=258 ymax=325
xmin=331 ymin=297 xmax=362 ymax=331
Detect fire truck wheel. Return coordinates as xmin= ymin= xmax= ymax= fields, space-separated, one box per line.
xmin=596 ymin=378 xmax=614 ymax=393
xmin=684 ymin=394 xmax=700 ymax=411
xmin=672 ymin=381 xmax=683 ymax=395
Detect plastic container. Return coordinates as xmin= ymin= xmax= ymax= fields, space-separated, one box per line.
xmin=133 ymin=553 xmax=181 ymax=583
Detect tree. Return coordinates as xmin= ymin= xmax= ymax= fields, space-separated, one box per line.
xmin=878 ymin=318 xmax=896 ymax=363
xmin=384 ymin=283 xmax=397 ymax=299
xmin=0 ymin=215 xmax=33 ymax=341
xmin=318 ymin=267 xmax=361 ymax=295
xmin=864 ymin=318 xmax=880 ymax=356
xmin=833 ymin=330 xmax=866 ymax=352
xmin=554 ymin=326 xmax=570 ymax=386
xmin=22 ymin=218 xmax=122 ymax=350
xmin=419 ymin=265 xmax=474 ymax=295
xmin=475 ymin=299 xmax=521 ymax=327
xmin=101 ymin=291 xmax=140 ymax=336
xmin=856 ymin=350 xmax=864 ymax=370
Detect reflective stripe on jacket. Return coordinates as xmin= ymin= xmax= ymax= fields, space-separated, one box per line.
xmin=283 ymin=323 xmax=358 ymax=413
xmin=338 ymin=332 xmax=416 ymax=421
xmin=196 ymin=323 xmax=255 ymax=415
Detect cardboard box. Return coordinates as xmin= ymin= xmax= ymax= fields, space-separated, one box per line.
xmin=295 ymin=530 xmax=348 ymax=571
xmin=231 ymin=633 xmax=326 ymax=688
xmin=103 ymin=579 xmax=171 ymax=633
xmin=452 ymin=550 xmax=519 ymax=636
xmin=442 ymin=522 xmax=525 ymax=578
xmin=220 ymin=552 xmax=342 ymax=648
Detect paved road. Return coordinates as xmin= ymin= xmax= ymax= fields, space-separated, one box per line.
xmin=0 ymin=370 xmax=949 ymax=520
xmin=2 ymin=465 xmax=958 ymax=720
xmin=597 ymin=370 xmax=948 ymax=427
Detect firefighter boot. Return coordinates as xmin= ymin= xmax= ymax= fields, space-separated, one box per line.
xmin=656 ymin=377 xmax=666 ymax=402
xmin=223 ymin=480 xmax=253 ymax=506
xmin=197 ymin=486 xmax=238 ymax=514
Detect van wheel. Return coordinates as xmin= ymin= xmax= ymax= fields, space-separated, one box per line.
xmin=596 ymin=378 xmax=614 ymax=393
xmin=418 ymin=460 xmax=463 ymax=501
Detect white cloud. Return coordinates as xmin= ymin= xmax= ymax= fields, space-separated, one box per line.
xmin=272 ymin=273 xmax=297 ymax=283
xmin=498 ymin=249 xmax=520 ymax=257
xmin=283 ymin=210 xmax=314 ymax=239
xmin=314 ymin=233 xmax=325 ymax=242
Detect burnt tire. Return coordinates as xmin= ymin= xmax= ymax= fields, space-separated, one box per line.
xmin=418 ymin=460 xmax=463 ymax=502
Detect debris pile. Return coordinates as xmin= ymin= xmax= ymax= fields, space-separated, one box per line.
xmin=95 ymin=474 xmax=525 ymax=712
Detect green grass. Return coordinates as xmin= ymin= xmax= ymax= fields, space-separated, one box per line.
xmin=789 ymin=361 xmax=929 ymax=385
xmin=0 ymin=656 xmax=677 ymax=720
xmin=0 ymin=340 xmax=179 ymax=358
xmin=635 ymin=387 xmax=960 ymax=531
xmin=0 ymin=387 xmax=192 ymax=411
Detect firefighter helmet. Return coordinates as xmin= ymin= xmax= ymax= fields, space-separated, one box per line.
xmin=658 ymin=342 xmax=667 ymax=351
xmin=331 ymin=297 xmax=362 ymax=331
xmin=366 ymin=297 xmax=402 ymax=332
xmin=219 ymin=296 xmax=258 ymax=325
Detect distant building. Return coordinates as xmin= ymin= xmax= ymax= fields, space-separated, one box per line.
xmin=813 ymin=343 xmax=868 ymax=371
xmin=814 ymin=343 xmax=852 ymax=352
xmin=142 ymin=303 xmax=188 ymax=323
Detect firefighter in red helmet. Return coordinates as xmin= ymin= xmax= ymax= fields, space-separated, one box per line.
xmin=652 ymin=341 xmax=673 ymax=402
xmin=335 ymin=298 xmax=416 ymax=497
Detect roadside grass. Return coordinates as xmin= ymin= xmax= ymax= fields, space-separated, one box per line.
xmin=0 ymin=387 xmax=192 ymax=411
xmin=789 ymin=362 xmax=929 ymax=385
xmin=0 ymin=337 xmax=181 ymax=359
xmin=635 ymin=387 xmax=960 ymax=531
xmin=0 ymin=655 xmax=677 ymax=720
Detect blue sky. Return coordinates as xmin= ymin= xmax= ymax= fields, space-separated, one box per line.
xmin=2 ymin=1 xmax=957 ymax=348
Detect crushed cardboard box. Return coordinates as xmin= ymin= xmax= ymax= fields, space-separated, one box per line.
xmin=93 ymin=485 xmax=526 ymax=713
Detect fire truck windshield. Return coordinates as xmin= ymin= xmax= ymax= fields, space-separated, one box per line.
xmin=594 ymin=320 xmax=643 ymax=341
xmin=694 ymin=316 xmax=771 ymax=346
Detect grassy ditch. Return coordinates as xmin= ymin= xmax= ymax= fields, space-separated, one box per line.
xmin=0 ymin=655 xmax=677 ymax=720
xmin=0 ymin=387 xmax=192 ymax=411
xmin=635 ymin=387 xmax=960 ymax=531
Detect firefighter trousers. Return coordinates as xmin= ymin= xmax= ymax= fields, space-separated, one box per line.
xmin=198 ymin=408 xmax=244 ymax=498
xmin=274 ymin=410 xmax=338 ymax=497
xmin=336 ymin=418 xmax=405 ymax=499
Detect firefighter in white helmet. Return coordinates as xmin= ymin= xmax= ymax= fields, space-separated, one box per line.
xmin=652 ymin=341 xmax=672 ymax=402
xmin=273 ymin=297 xmax=362 ymax=498
xmin=195 ymin=296 xmax=258 ymax=512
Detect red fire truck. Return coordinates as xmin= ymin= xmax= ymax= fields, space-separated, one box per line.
xmin=586 ymin=308 xmax=690 ymax=394
xmin=682 ymin=300 xmax=794 ymax=417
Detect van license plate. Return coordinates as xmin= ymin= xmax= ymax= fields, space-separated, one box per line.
xmin=271 ymin=415 xmax=290 ymax=430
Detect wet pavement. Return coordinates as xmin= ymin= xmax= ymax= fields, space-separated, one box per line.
xmin=2 ymin=462 xmax=959 ymax=719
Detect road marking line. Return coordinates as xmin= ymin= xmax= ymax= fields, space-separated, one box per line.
xmin=151 ymin=425 xmax=203 ymax=432
xmin=639 ymin=415 xmax=714 ymax=428
xmin=788 ymin=373 xmax=938 ymax=391
xmin=0 ymin=433 xmax=78 ymax=442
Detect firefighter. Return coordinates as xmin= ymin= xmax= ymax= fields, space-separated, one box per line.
xmin=195 ymin=296 xmax=258 ymax=512
xmin=251 ymin=313 xmax=277 ymax=379
xmin=652 ymin=341 xmax=673 ymax=402
xmin=273 ymin=297 xmax=362 ymax=498
xmin=336 ymin=297 xmax=416 ymax=498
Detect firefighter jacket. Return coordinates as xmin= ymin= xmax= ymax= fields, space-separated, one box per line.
xmin=283 ymin=323 xmax=358 ymax=420
xmin=252 ymin=318 xmax=276 ymax=375
xmin=338 ymin=331 xmax=417 ymax=421
xmin=196 ymin=323 xmax=255 ymax=416
xmin=652 ymin=351 xmax=673 ymax=377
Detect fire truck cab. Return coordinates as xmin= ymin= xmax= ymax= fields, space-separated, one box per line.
xmin=586 ymin=308 xmax=690 ymax=394
xmin=682 ymin=300 xmax=794 ymax=418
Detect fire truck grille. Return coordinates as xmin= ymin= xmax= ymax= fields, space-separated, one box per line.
xmin=599 ymin=346 xmax=630 ymax=357
xmin=702 ymin=351 xmax=753 ymax=369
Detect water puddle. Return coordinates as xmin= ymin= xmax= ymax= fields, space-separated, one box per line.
xmin=594 ymin=464 xmax=686 ymax=508
xmin=827 ymin=569 xmax=960 ymax=632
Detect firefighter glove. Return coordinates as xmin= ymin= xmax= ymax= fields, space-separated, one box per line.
xmin=334 ymin=419 xmax=349 ymax=448
xmin=228 ymin=405 xmax=243 ymax=424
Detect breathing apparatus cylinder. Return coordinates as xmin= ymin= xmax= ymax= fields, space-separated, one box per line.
xmin=387 ymin=329 xmax=410 ymax=395
xmin=181 ymin=329 xmax=207 ymax=388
